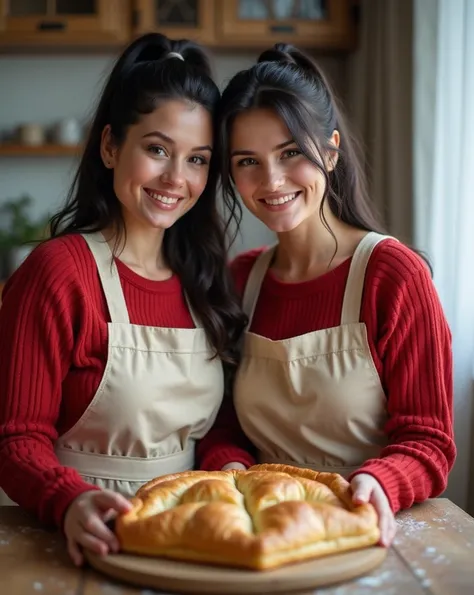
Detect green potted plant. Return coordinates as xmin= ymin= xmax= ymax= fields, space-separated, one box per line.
xmin=0 ymin=195 xmax=50 ymax=276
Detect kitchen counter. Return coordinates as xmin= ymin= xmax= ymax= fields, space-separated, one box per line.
xmin=0 ymin=498 xmax=473 ymax=594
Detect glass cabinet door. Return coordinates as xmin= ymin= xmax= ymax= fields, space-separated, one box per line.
xmin=0 ymin=1 xmax=129 ymax=46
xmin=8 ymin=0 xmax=48 ymax=16
xmin=218 ymin=0 xmax=354 ymax=49
xmin=237 ymin=0 xmax=326 ymax=21
xmin=134 ymin=0 xmax=216 ymax=45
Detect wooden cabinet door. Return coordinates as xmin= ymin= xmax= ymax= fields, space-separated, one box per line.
xmin=216 ymin=0 xmax=355 ymax=50
xmin=0 ymin=0 xmax=130 ymax=47
xmin=134 ymin=0 xmax=216 ymax=45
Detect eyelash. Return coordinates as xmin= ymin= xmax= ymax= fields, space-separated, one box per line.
xmin=236 ymin=148 xmax=301 ymax=167
xmin=147 ymin=145 xmax=208 ymax=165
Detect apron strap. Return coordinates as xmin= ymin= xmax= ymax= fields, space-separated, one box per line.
xmin=83 ymin=232 xmax=200 ymax=328
xmin=82 ymin=232 xmax=130 ymax=324
xmin=184 ymin=294 xmax=201 ymax=328
xmin=242 ymin=245 xmax=277 ymax=327
xmin=341 ymin=232 xmax=393 ymax=325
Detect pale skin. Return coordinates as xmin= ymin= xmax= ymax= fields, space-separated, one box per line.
xmin=222 ymin=107 xmax=396 ymax=548
xmin=63 ymin=99 xmax=213 ymax=566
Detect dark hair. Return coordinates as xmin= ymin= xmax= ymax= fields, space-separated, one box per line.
xmin=217 ymin=43 xmax=388 ymax=247
xmin=49 ymin=33 xmax=246 ymax=366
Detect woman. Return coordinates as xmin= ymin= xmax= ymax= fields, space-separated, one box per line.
xmin=198 ymin=44 xmax=456 ymax=546
xmin=0 ymin=33 xmax=245 ymax=565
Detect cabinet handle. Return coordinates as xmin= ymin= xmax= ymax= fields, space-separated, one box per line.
xmin=270 ymin=24 xmax=295 ymax=33
xmin=37 ymin=21 xmax=66 ymax=31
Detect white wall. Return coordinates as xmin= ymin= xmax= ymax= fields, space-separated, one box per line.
xmin=0 ymin=51 xmax=347 ymax=256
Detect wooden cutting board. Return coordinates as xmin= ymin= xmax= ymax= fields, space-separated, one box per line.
xmin=86 ymin=546 xmax=387 ymax=594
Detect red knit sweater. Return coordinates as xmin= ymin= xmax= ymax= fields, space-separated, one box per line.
xmin=197 ymin=239 xmax=456 ymax=514
xmin=0 ymin=234 xmax=196 ymax=529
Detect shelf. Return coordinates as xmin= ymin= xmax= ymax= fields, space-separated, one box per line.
xmin=0 ymin=144 xmax=82 ymax=157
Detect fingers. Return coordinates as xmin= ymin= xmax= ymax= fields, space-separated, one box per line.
xmin=76 ymin=530 xmax=110 ymax=557
xmin=94 ymin=490 xmax=133 ymax=514
xmin=351 ymin=475 xmax=373 ymax=504
xmin=64 ymin=490 xmax=130 ymax=566
xmin=370 ymin=486 xmax=397 ymax=547
xmin=81 ymin=514 xmax=120 ymax=553
xmin=67 ymin=539 xmax=83 ymax=567
xmin=350 ymin=474 xmax=397 ymax=548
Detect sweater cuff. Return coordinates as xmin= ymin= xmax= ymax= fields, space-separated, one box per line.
xmin=348 ymin=460 xmax=407 ymax=514
xmin=200 ymin=446 xmax=256 ymax=471
xmin=48 ymin=480 xmax=101 ymax=531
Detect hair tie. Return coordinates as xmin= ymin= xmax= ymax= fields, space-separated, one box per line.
xmin=167 ymin=52 xmax=184 ymax=61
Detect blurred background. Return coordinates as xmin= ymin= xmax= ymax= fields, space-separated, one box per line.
xmin=0 ymin=0 xmax=473 ymax=516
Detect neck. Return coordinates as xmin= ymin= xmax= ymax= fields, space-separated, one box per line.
xmin=104 ymin=218 xmax=169 ymax=279
xmin=274 ymin=206 xmax=366 ymax=282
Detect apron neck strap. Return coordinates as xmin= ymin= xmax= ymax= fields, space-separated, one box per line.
xmin=341 ymin=232 xmax=392 ymax=325
xmin=183 ymin=293 xmax=201 ymax=328
xmin=82 ymin=232 xmax=130 ymax=324
xmin=242 ymin=245 xmax=277 ymax=327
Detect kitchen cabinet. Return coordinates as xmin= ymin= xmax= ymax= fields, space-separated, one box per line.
xmin=133 ymin=0 xmax=216 ymax=45
xmin=0 ymin=0 xmax=130 ymax=47
xmin=0 ymin=1 xmax=357 ymax=52
xmin=216 ymin=0 xmax=356 ymax=50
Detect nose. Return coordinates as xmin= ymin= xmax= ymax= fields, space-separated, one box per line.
xmin=261 ymin=164 xmax=285 ymax=193
xmin=159 ymin=159 xmax=185 ymax=188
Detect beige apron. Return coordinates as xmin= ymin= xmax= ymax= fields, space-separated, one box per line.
xmin=234 ymin=232 xmax=390 ymax=478
xmin=0 ymin=232 xmax=224 ymax=505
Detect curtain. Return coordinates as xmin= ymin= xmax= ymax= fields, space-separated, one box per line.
xmin=347 ymin=0 xmax=414 ymax=243
xmin=414 ymin=0 xmax=474 ymax=513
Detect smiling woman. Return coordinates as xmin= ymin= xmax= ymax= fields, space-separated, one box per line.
xmin=199 ymin=42 xmax=456 ymax=550
xmin=0 ymin=33 xmax=248 ymax=567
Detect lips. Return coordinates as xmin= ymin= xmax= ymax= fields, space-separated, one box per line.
xmin=258 ymin=191 xmax=301 ymax=206
xmin=143 ymin=187 xmax=183 ymax=205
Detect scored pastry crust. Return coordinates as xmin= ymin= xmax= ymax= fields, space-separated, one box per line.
xmin=115 ymin=463 xmax=380 ymax=570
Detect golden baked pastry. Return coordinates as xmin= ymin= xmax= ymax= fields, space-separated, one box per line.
xmin=115 ymin=464 xmax=380 ymax=570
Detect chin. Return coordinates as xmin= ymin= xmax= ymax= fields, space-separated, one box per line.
xmin=149 ymin=217 xmax=180 ymax=230
xmin=265 ymin=219 xmax=301 ymax=234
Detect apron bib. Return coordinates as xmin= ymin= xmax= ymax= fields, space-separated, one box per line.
xmin=0 ymin=232 xmax=224 ymax=504
xmin=234 ymin=232 xmax=390 ymax=477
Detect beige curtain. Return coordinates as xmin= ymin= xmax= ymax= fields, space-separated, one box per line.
xmin=346 ymin=0 xmax=414 ymax=244
xmin=412 ymin=0 xmax=474 ymax=515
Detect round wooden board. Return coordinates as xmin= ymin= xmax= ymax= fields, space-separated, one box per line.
xmin=86 ymin=547 xmax=387 ymax=594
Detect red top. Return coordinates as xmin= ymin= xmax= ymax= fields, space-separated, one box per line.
xmin=197 ymin=239 xmax=456 ymax=514
xmin=0 ymin=234 xmax=196 ymax=528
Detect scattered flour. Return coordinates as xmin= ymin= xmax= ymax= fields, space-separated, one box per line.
xmin=356 ymin=571 xmax=393 ymax=587
xmin=396 ymin=514 xmax=428 ymax=535
xmin=33 ymin=583 xmax=43 ymax=591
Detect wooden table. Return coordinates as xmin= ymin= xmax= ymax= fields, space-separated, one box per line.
xmin=0 ymin=498 xmax=472 ymax=594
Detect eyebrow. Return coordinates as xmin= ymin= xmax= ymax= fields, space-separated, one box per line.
xmin=142 ymin=130 xmax=212 ymax=152
xmin=230 ymin=139 xmax=295 ymax=158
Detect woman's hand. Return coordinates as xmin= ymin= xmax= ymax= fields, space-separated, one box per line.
xmin=350 ymin=473 xmax=397 ymax=547
xmin=64 ymin=490 xmax=133 ymax=566
xmin=221 ymin=462 xmax=247 ymax=471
